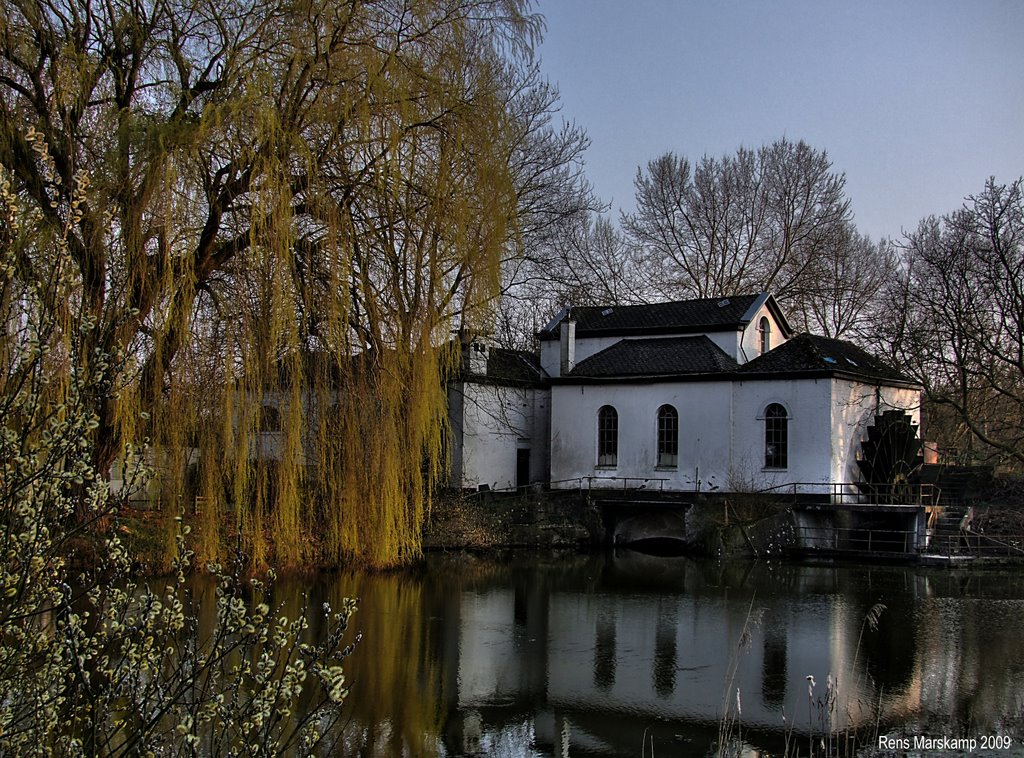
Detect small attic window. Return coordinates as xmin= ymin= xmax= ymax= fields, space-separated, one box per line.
xmin=758 ymin=317 xmax=771 ymax=354
xmin=823 ymin=356 xmax=837 ymax=364
xmin=601 ymin=308 xmax=614 ymax=316
xmin=717 ymin=298 xmax=731 ymax=307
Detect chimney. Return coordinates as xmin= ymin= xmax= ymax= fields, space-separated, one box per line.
xmin=468 ymin=337 xmax=489 ymax=375
xmin=559 ymin=315 xmax=576 ymax=375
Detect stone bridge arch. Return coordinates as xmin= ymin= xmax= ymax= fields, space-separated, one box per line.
xmin=603 ymin=504 xmax=691 ymax=552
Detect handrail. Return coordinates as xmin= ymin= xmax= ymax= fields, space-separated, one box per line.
xmin=795 ymin=524 xmax=917 ymax=553
xmin=548 ymin=478 xmax=940 ymax=506
xmin=956 ymin=531 xmax=1024 ymax=556
xmin=756 ymin=481 xmax=939 ymax=506
xmin=582 ymin=476 xmax=669 ymax=492
xmin=795 ymin=523 xmax=1024 ymax=558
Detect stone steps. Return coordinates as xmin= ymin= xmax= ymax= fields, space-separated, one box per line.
xmin=927 ymin=505 xmax=972 ymax=554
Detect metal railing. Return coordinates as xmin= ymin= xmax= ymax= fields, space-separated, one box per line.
xmin=548 ymin=478 xmax=940 ymax=506
xmin=927 ymin=532 xmax=1024 ymax=557
xmin=798 ymin=525 xmax=1024 ymax=558
xmin=761 ymin=481 xmax=939 ymax=507
xmin=796 ymin=525 xmax=919 ymax=554
xmin=582 ymin=476 xmax=668 ymax=492
xmin=547 ymin=476 xmax=670 ymax=492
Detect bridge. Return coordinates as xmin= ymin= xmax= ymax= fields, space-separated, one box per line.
xmin=566 ymin=477 xmax=964 ymax=559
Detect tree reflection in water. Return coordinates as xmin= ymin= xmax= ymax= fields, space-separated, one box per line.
xmin=214 ymin=555 xmax=1024 ymax=756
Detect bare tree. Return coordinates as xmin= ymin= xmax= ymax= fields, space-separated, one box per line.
xmin=876 ymin=178 xmax=1024 ymax=466
xmin=486 ymin=72 xmax=601 ymax=349
xmin=496 ymin=208 xmax=656 ymax=348
xmin=791 ymin=227 xmax=898 ymax=339
xmin=622 ymin=138 xmax=853 ymax=313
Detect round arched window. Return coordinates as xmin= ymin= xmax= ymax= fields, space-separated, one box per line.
xmin=657 ymin=405 xmax=678 ymax=467
xmin=764 ymin=403 xmax=788 ymax=469
xmin=759 ymin=317 xmax=772 ymax=354
xmin=597 ymin=405 xmax=618 ymax=467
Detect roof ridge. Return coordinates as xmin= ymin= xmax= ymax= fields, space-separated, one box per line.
xmin=573 ymin=293 xmax=762 ymax=309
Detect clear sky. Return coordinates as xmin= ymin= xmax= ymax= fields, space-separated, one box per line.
xmin=536 ymin=0 xmax=1024 ymax=241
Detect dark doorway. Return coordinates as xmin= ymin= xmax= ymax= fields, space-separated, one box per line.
xmin=516 ymin=449 xmax=531 ymax=490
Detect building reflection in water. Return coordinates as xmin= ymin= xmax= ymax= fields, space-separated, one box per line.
xmin=593 ymin=608 xmax=617 ymax=691
xmin=291 ymin=552 xmax=1024 ymax=756
xmin=654 ymin=598 xmax=678 ymax=697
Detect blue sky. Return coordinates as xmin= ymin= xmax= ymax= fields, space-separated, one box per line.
xmin=536 ymin=0 xmax=1024 ymax=241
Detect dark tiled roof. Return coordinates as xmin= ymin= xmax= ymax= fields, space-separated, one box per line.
xmin=739 ymin=333 xmax=915 ymax=384
xmin=541 ymin=294 xmax=766 ymax=338
xmin=570 ymin=336 xmax=739 ymax=378
xmin=486 ymin=348 xmax=544 ymax=383
xmin=458 ymin=345 xmax=545 ymax=384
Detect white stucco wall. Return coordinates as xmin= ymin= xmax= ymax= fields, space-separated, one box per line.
xmin=539 ymin=338 xmax=561 ymax=377
xmin=730 ymin=378 xmax=835 ymax=492
xmin=549 ymin=381 xmax=734 ymax=490
xmin=738 ymin=302 xmax=789 ymax=363
xmin=550 ymin=375 xmax=882 ymax=494
xmin=449 ymin=382 xmax=549 ymax=490
xmin=247 ymin=389 xmax=315 ymax=464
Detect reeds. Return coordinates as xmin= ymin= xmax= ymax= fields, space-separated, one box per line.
xmin=715 ymin=601 xmax=887 ymax=757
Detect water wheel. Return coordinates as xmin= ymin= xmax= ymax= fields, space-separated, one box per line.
xmin=855 ymin=410 xmax=924 ymax=504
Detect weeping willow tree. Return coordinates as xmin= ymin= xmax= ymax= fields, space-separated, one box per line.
xmin=0 ymin=0 xmax=588 ymax=568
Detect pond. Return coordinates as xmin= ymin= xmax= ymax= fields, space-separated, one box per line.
xmin=253 ymin=552 xmax=1024 ymax=756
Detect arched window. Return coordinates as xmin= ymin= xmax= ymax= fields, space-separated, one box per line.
xmin=597 ymin=405 xmax=618 ymax=467
xmin=657 ymin=405 xmax=679 ymax=468
xmin=759 ymin=317 xmax=772 ymax=354
xmin=764 ymin=403 xmax=788 ymax=469
xmin=259 ymin=405 xmax=280 ymax=433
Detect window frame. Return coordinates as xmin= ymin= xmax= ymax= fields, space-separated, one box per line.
xmin=259 ymin=405 xmax=281 ymax=433
xmin=656 ymin=404 xmax=679 ymax=469
xmin=763 ymin=402 xmax=789 ymax=469
xmin=597 ymin=405 xmax=618 ymax=468
xmin=759 ymin=316 xmax=772 ymax=354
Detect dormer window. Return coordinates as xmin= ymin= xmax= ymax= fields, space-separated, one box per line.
xmin=758 ymin=317 xmax=772 ymax=354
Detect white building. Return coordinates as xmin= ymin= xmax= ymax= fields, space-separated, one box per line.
xmin=447 ymin=334 xmax=550 ymax=491
xmin=452 ymin=293 xmax=921 ymax=497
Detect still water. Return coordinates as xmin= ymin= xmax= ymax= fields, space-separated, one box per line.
xmin=263 ymin=552 xmax=1024 ymax=756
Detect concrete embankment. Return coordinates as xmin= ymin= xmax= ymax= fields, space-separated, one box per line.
xmin=422 ymin=489 xmax=794 ymax=557
xmin=428 ymin=488 xmax=1024 ymax=564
